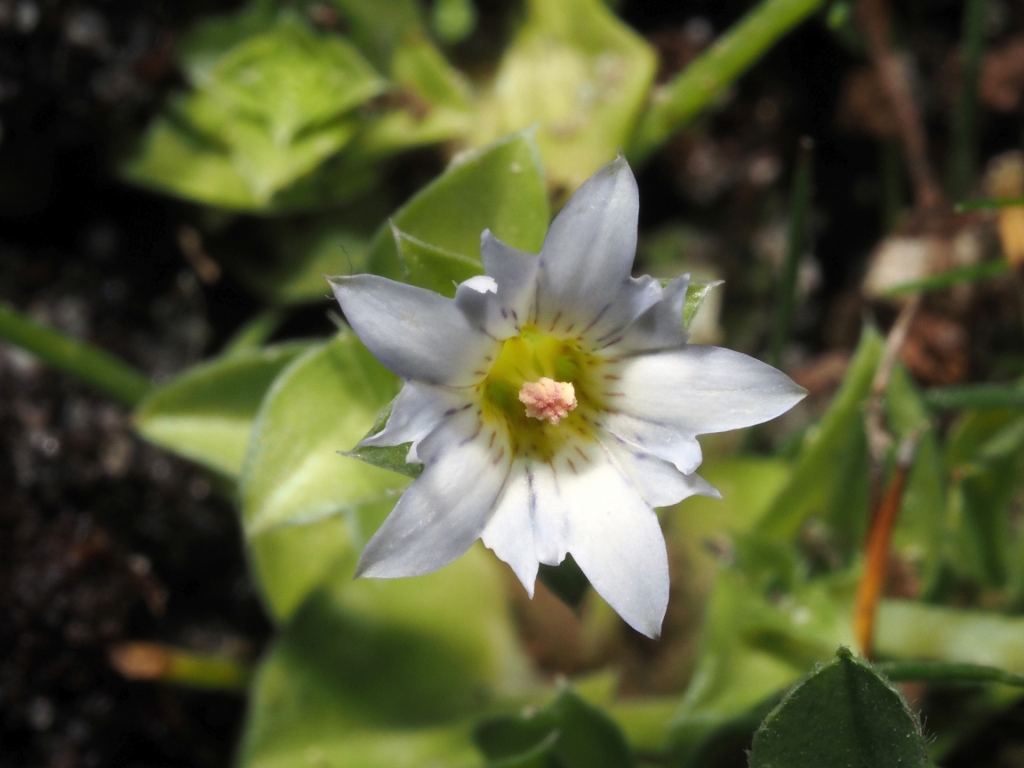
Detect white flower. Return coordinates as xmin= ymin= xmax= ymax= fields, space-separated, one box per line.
xmin=330 ymin=157 xmax=805 ymax=638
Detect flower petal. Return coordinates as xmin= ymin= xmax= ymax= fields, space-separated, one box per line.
xmin=535 ymin=156 xmax=640 ymax=332
xmin=556 ymin=450 xmax=670 ymax=639
xmin=609 ymin=275 xmax=690 ymax=354
xmin=480 ymin=461 xmax=539 ymax=596
xmin=601 ymin=411 xmax=704 ymax=474
xmin=612 ymin=345 xmax=807 ymax=435
xmin=599 ymin=434 xmax=719 ymax=509
xmin=330 ymin=274 xmax=498 ymax=386
xmin=456 ymin=230 xmax=539 ymax=340
xmin=359 ymin=382 xmax=468 ymax=463
xmin=355 ymin=407 xmax=512 ymax=578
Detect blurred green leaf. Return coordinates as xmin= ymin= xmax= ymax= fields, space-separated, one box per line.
xmin=206 ymin=15 xmax=385 ymax=146
xmin=133 ymin=342 xmax=309 ymax=478
xmin=240 ymin=335 xmax=408 ymax=617
xmin=326 ymin=0 xmax=425 ymax=72
xmin=924 ymin=381 xmax=1024 ymax=411
xmin=757 ymin=325 xmax=884 ymax=539
xmin=177 ymin=0 xmax=278 ymax=85
xmin=476 ymin=689 xmax=635 ymax=768
xmin=348 ymin=36 xmax=474 ymax=161
xmin=223 ymin=309 xmax=286 ymax=356
xmin=473 ymin=0 xmax=656 ymax=193
xmin=877 ymin=660 xmax=1024 ymax=688
xmin=883 ymin=260 xmax=1010 ymax=297
xmin=630 ymin=0 xmax=823 ymax=161
xmin=238 ymin=546 xmax=533 ymax=768
xmin=682 ymin=280 xmax=724 ymax=332
xmin=749 ymin=648 xmax=927 ymax=768
xmin=343 ymin=442 xmax=423 ymax=479
xmin=241 ymin=334 xmax=406 ymax=536
xmin=877 ymin=600 xmax=1024 ymax=674
xmin=121 ymin=117 xmax=260 ymax=210
xmin=947 ymin=415 xmax=1024 ymax=588
xmin=367 ymin=131 xmax=549 ymax=284
xmin=956 ymin=196 xmax=1024 ymax=211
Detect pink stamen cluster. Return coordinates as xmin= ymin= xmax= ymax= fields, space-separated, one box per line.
xmin=518 ymin=377 xmax=578 ymax=425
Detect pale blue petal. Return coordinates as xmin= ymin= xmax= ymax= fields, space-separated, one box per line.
xmin=599 ymin=433 xmax=719 ymax=509
xmin=359 ymin=382 xmax=467 ymax=464
xmin=456 ymin=230 xmax=539 ymax=340
xmin=331 ymin=274 xmax=498 ymax=386
xmin=613 ymin=345 xmax=807 ymax=435
xmin=535 ymin=156 xmax=641 ymax=333
xmin=355 ymin=407 xmax=512 ymax=578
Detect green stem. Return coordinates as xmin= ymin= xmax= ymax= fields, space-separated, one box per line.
xmin=946 ymin=0 xmax=987 ymax=201
xmin=0 ymin=302 xmax=151 ymax=406
xmin=770 ymin=138 xmax=814 ymax=368
xmin=881 ymin=141 xmax=904 ymax=233
xmin=109 ymin=641 xmax=251 ymax=691
xmin=628 ymin=0 xmax=824 ymax=163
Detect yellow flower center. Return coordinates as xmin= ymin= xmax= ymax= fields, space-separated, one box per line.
xmin=479 ymin=327 xmax=603 ymax=462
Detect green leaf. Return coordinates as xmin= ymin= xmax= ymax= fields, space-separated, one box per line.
xmin=473 ymin=0 xmax=656 ymax=193
xmin=205 ymin=15 xmax=385 ymax=146
xmin=630 ymin=0 xmax=824 ymax=162
xmin=924 ymin=381 xmax=1024 ymax=411
xmin=326 ymin=0 xmax=426 ymax=72
xmin=393 ymin=226 xmax=484 ymax=298
xmin=133 ymin=342 xmax=310 ymax=478
xmin=366 ymin=131 xmax=549 ymax=284
xmin=757 ymin=325 xmax=884 ymax=539
xmin=177 ymin=0 xmax=278 ymax=85
xmin=343 ymin=443 xmax=423 ymax=479
xmin=237 ymin=546 xmax=533 ymax=768
xmin=241 ymin=334 xmax=406 ymax=535
xmin=345 ymin=36 xmax=474 ymax=162
xmin=749 ymin=648 xmax=927 ymax=768
xmin=239 ymin=334 xmax=408 ymax=617
xmin=432 ymin=0 xmax=478 ymax=44
xmin=877 ymin=660 xmax=1024 ymax=688
xmin=121 ymin=117 xmax=259 ymax=210
xmin=882 ymin=260 xmax=1010 ymax=297
xmin=476 ymin=689 xmax=635 ymax=768
xmin=682 ymin=279 xmax=724 ymax=331
xmin=876 ymin=599 xmax=1024 ymax=675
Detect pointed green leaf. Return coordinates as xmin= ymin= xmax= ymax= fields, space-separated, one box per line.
xmin=756 ymin=325 xmax=884 ymax=538
xmin=133 ymin=342 xmax=310 ymax=478
xmin=326 ymin=0 xmax=426 ymax=72
xmin=682 ymin=279 xmax=724 ymax=331
xmin=343 ymin=443 xmax=423 ymax=479
xmin=393 ymin=226 xmax=484 ymax=298
xmin=473 ymin=0 xmax=656 ymax=193
xmin=366 ymin=131 xmax=548 ymax=284
xmin=177 ymin=0 xmax=278 ymax=86
xmin=240 ymin=335 xmax=408 ymax=617
xmin=749 ymin=648 xmax=927 ymax=768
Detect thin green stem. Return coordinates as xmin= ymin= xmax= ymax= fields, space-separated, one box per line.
xmin=628 ymin=0 xmax=824 ymax=163
xmin=946 ymin=0 xmax=987 ymax=201
xmin=923 ymin=382 xmax=1024 ymax=411
xmin=0 ymin=302 xmax=151 ymax=406
xmin=881 ymin=141 xmax=905 ymax=232
xmin=770 ymin=138 xmax=814 ymax=368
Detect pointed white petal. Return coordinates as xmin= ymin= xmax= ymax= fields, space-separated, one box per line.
xmin=613 ymin=345 xmax=807 ymax=435
xmin=555 ymin=450 xmax=670 ymax=639
xmin=331 ymin=274 xmax=498 ymax=386
xmin=481 ymin=461 xmax=539 ymax=596
xmin=599 ymin=434 xmax=720 ymax=508
xmin=359 ymin=382 xmax=468 ymax=460
xmin=456 ymin=231 xmax=539 ymax=340
xmin=355 ymin=407 xmax=512 ymax=578
xmin=608 ymin=275 xmax=690 ymax=354
xmin=602 ymin=411 xmax=704 ymax=474
xmin=535 ymin=157 xmax=641 ymax=332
